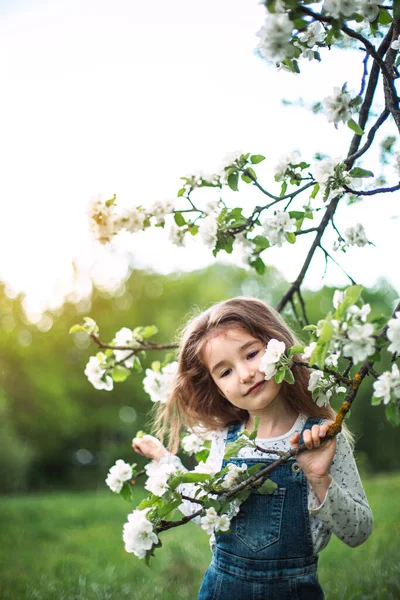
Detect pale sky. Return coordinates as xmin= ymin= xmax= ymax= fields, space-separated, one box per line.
xmin=0 ymin=0 xmax=399 ymax=320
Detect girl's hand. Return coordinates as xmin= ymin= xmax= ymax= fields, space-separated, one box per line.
xmin=290 ymin=421 xmax=336 ymax=503
xmin=132 ymin=434 xmax=169 ymax=462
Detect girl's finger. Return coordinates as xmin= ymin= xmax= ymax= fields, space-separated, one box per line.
xmin=290 ymin=432 xmax=300 ymax=448
xmin=311 ymin=425 xmax=320 ymax=447
xmin=303 ymin=429 xmax=313 ymax=449
xmin=319 ymin=420 xmax=334 ymax=438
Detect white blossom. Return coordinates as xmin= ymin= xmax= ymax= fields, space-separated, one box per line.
xmin=148 ymin=199 xmax=174 ymax=225
xmin=387 ymin=312 xmax=400 ymax=355
xmin=221 ymin=463 xmax=248 ymax=489
xmin=256 ymin=13 xmax=294 ymax=63
xmin=84 ymin=356 xmax=113 ymax=391
xmin=343 ymin=323 xmax=375 ymax=362
xmin=373 ymin=371 xmax=392 ymax=405
xmin=333 ymin=290 xmax=345 ymax=309
xmin=169 ymin=223 xmax=186 ymax=247
xmin=114 ymin=207 xmax=145 ymax=234
xmin=308 ymin=370 xmax=346 ymax=406
xmin=312 ymin=157 xmax=360 ymax=202
xmin=105 ymin=459 xmax=133 ymax=493
xmin=181 ymin=433 xmax=206 ymax=455
xmin=298 ymin=21 xmax=326 ymax=47
xmin=308 ymin=370 xmax=324 ymax=393
xmin=123 ymin=509 xmax=158 ymax=559
xmin=322 ymin=86 xmax=354 ymax=126
xmin=145 ymin=463 xmax=176 ymax=497
xmin=347 ymin=304 xmax=371 ymax=322
xmin=344 ymin=223 xmax=369 ymax=247
xmin=302 ymin=342 xmax=317 ymax=362
xmin=113 ymin=327 xmax=140 ymax=368
xmin=325 ymin=352 xmax=340 ymax=368
xmin=263 ymin=339 xmax=286 ymax=363
xmin=200 ymin=508 xmax=231 ymax=535
xmin=359 ymin=0 xmax=380 ymax=22
xmin=88 ymin=194 xmax=117 ymax=243
xmin=143 ymin=362 xmax=178 ymax=403
xmin=273 ymin=151 xmax=300 ymax=182
xmin=390 ymin=36 xmax=400 ymax=51
xmin=198 ymin=213 xmax=219 ymax=250
xmin=193 ymin=462 xmax=218 ymax=476
xmin=323 ymin=0 xmax=357 ymax=19
xmin=262 ymin=211 xmax=296 ymax=247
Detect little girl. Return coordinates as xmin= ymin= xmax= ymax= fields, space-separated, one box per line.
xmin=133 ymin=297 xmax=373 ymax=599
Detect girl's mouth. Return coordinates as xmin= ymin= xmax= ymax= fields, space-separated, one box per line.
xmin=246 ymin=381 xmax=265 ymax=395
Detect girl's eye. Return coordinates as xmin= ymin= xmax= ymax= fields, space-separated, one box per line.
xmin=220 ymin=369 xmax=231 ymax=378
xmin=247 ymin=350 xmax=259 ymax=360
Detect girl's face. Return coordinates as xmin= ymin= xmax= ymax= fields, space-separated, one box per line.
xmin=203 ymin=327 xmax=284 ymax=415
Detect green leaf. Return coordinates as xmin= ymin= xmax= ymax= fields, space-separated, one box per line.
xmin=256 ymin=479 xmax=278 ymax=495
xmin=378 ymin=8 xmax=393 ymax=24
xmin=157 ymin=498 xmax=182 ymax=518
xmin=280 ymin=182 xmax=287 ymax=197
xmin=344 ymin=285 xmax=363 ymax=308
xmin=142 ymin=325 xmax=158 ymax=339
xmin=204 ymin=498 xmax=221 ymax=511
xmin=112 ymin=365 xmax=131 ymax=382
xmin=174 ymin=212 xmax=186 ymax=227
xmin=348 ymin=119 xmax=364 ymax=136
xmin=275 ymin=367 xmax=286 ymax=384
xmin=120 ymin=483 xmax=134 ymax=503
xmin=247 ymin=463 xmax=265 ymax=475
xmin=283 ymin=369 xmax=295 ymax=385
xmin=227 ymin=172 xmax=239 ymax=192
xmin=69 ymin=324 xmax=85 ymax=334
xmin=288 ymin=211 xmax=304 ymax=220
xmin=310 ymin=183 xmax=320 ymax=199
xmin=241 ymin=174 xmax=252 ymax=184
xmin=371 ymin=395 xmax=382 ymax=406
xmin=288 ymin=345 xmax=305 ymax=356
xmin=252 ymin=236 xmax=270 ymax=252
xmin=249 ymin=416 xmax=260 ymax=440
xmin=250 ymin=257 xmax=266 ymax=275
xmin=177 ymin=187 xmax=186 ymax=197
xmin=179 ymin=472 xmax=211 ymax=484
xmin=303 ymin=324 xmax=317 ymax=332
xmin=348 ymin=167 xmax=374 ymax=178
xmin=224 ymin=438 xmax=248 ymax=460
xmin=195 ymin=448 xmax=211 ymax=463
xmin=250 ymin=154 xmax=265 ymax=164
xmin=286 ymin=232 xmax=296 ymax=244
xmin=318 ymin=320 xmax=334 ymax=344
xmin=386 ymin=402 xmax=400 ymax=426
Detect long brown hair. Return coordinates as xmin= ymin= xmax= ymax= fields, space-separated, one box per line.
xmin=153 ymin=297 xmax=348 ymax=453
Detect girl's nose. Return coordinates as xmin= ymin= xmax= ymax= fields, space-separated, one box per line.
xmin=239 ymin=367 xmax=255 ymax=384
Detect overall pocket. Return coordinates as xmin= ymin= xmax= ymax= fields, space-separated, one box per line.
xmin=234 ymin=487 xmax=286 ymax=552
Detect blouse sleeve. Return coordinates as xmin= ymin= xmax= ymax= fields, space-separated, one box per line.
xmin=308 ymin=431 xmax=373 ymax=548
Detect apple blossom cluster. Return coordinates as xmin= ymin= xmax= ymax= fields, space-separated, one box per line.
xmin=144 ymin=460 xmax=177 ymax=497
xmin=181 ymin=432 xmax=209 ymax=456
xmin=221 ymin=463 xmax=248 ymax=489
xmin=200 ymin=508 xmax=231 ymax=535
xmin=142 ymin=361 xmax=178 ymax=403
xmin=308 ymin=370 xmax=347 ymax=407
xmin=256 ymin=13 xmax=294 ymax=64
xmin=322 ymin=0 xmax=380 ymax=20
xmin=259 ymin=339 xmax=287 ymax=381
xmin=322 ymin=86 xmax=357 ymax=127
xmin=123 ymin=509 xmax=159 ymax=559
xmin=262 ymin=212 xmax=296 ymax=247
xmin=88 ymin=195 xmax=174 ymax=245
xmin=113 ymin=327 xmax=142 ymax=368
xmin=343 ymin=223 xmax=369 ymax=248
xmin=312 ymin=157 xmax=361 ymax=202
xmin=105 ymin=459 xmax=133 ymax=493
xmin=84 ymin=354 xmax=113 ymax=391
xmin=373 ymin=364 xmax=400 ymax=405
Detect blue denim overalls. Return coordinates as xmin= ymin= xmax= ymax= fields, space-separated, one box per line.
xmin=197 ymin=417 xmax=325 ymax=600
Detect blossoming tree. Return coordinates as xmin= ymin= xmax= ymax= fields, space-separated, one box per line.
xmin=71 ymin=0 xmax=400 ymax=563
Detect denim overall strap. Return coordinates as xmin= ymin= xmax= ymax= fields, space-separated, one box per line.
xmin=197 ymin=416 xmax=324 ymax=600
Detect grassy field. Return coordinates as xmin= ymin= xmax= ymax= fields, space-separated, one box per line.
xmin=0 ymin=474 xmax=399 ymax=600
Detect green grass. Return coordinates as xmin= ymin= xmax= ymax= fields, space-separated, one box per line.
xmin=0 ymin=474 xmax=399 ymax=600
